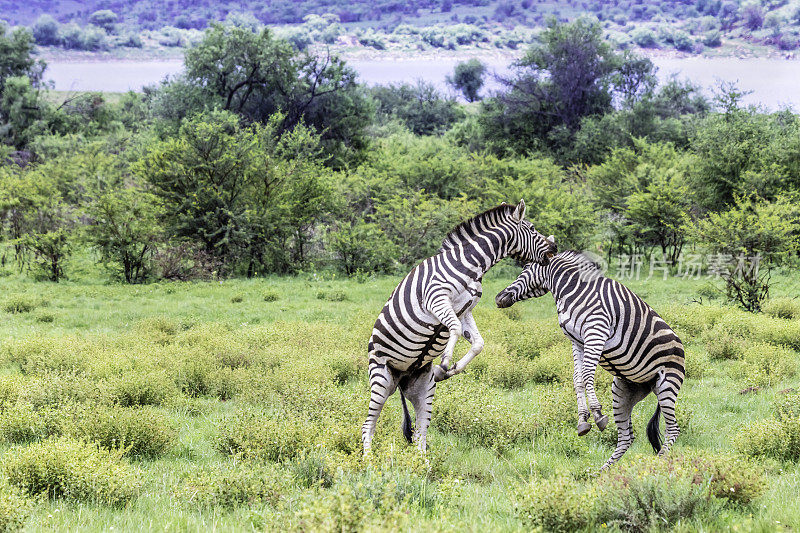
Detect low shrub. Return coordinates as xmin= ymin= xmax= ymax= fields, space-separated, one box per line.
xmin=177 ymin=462 xmax=289 ymax=508
xmin=2 ymin=295 xmax=47 ymax=314
xmin=230 ymin=293 xmax=244 ymax=303
xmin=763 ymin=297 xmax=800 ymax=320
xmin=316 ymin=290 xmax=348 ymax=302
xmin=433 ymin=378 xmax=537 ymax=453
xmin=0 ymin=477 xmax=30 ymax=532
xmin=0 ymin=403 xmax=63 ymax=444
xmin=529 ymin=345 xmax=572 ymax=384
xmin=502 ymin=320 xmax=565 ymax=360
xmin=515 ymin=475 xmax=592 ymax=532
xmin=3 ymin=436 xmax=141 ymax=505
xmin=71 ymin=405 xmax=176 ymax=458
xmin=216 ymin=407 xmax=315 ymax=461
xmin=263 ymin=290 xmax=280 ymax=302
xmin=729 ymin=342 xmax=797 ymax=388
xmin=736 ymin=395 xmax=800 ymax=462
xmin=33 ymin=310 xmax=55 ymax=323
xmin=703 ymin=327 xmax=748 ymax=360
xmin=107 ymin=371 xmax=178 ymax=407
xmin=290 ymin=451 xmax=335 ymax=488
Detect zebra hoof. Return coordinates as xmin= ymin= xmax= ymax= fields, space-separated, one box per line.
xmin=433 ymin=365 xmax=448 ymax=382
xmin=577 ymin=422 xmax=591 ymax=436
xmin=595 ymin=415 xmax=609 ymax=431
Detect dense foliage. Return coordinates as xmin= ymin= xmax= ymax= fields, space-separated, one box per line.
xmin=1 ymin=18 xmax=799 ymax=310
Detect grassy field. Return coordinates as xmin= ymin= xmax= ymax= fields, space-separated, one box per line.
xmin=0 ymin=264 xmax=799 ymax=531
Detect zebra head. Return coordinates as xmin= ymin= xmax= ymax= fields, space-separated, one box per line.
xmin=507 ymin=200 xmax=557 ymax=265
xmin=495 ymin=261 xmax=550 ymax=308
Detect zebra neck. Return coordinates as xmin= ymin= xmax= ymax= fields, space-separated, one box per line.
xmin=450 ymin=239 xmax=509 ymax=278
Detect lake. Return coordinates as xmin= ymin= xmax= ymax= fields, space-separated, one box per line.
xmin=45 ymin=56 xmax=800 ymax=109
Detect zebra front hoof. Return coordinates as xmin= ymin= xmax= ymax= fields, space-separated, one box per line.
xmin=433 ymin=365 xmax=448 ymax=382
xmin=577 ymin=421 xmax=591 ymax=436
xmin=595 ymin=414 xmax=609 ymax=431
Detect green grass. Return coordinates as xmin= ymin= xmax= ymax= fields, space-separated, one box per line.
xmin=0 ymin=265 xmax=799 ymax=531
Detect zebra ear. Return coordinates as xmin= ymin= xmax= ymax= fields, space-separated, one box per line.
xmin=512 ymin=199 xmax=526 ymax=222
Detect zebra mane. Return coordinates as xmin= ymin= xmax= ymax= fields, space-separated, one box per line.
xmin=554 ymin=250 xmax=603 ymax=274
xmin=439 ymin=203 xmax=515 ymax=252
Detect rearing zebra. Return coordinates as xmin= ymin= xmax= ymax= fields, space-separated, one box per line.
xmin=495 ymin=250 xmax=685 ymax=469
xmin=362 ymin=201 xmax=556 ymax=455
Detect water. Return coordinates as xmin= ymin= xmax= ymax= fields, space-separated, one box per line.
xmin=44 ymin=56 xmax=800 ymax=109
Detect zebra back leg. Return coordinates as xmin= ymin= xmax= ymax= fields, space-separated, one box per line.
xmin=654 ymin=368 xmax=685 ymax=456
xmin=572 ymin=343 xmax=591 ymax=436
xmin=601 ymin=377 xmax=650 ymax=470
xmin=400 ymin=364 xmax=436 ymax=452
xmin=362 ymin=356 xmax=400 ymax=456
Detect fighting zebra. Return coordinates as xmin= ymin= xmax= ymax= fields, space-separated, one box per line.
xmin=495 ymin=250 xmax=685 ymax=469
xmin=362 ymin=201 xmax=556 ymax=455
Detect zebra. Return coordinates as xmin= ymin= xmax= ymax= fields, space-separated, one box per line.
xmin=495 ymin=250 xmax=685 ymax=469
xmin=362 ymin=200 xmax=557 ymax=455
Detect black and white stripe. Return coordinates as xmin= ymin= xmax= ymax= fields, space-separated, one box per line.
xmin=362 ymin=200 xmax=556 ymax=454
xmin=496 ymin=250 xmax=685 ymax=469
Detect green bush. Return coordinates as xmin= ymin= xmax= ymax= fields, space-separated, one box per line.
xmin=107 ymin=371 xmax=178 ymax=407
xmin=704 ymin=327 xmax=748 ymax=360
xmin=177 ymin=462 xmax=289 ymax=508
xmin=0 ymin=403 xmax=63 ymax=444
xmin=316 ymin=290 xmax=348 ymax=302
xmin=216 ymin=408 xmax=315 ymax=461
xmin=502 ymin=320 xmax=565 ymax=360
xmin=230 ymin=293 xmax=244 ymax=303
xmin=263 ymin=290 xmax=280 ymax=302
xmin=736 ymin=417 xmax=800 ymax=462
xmin=730 ymin=342 xmax=797 ymax=387
xmin=290 ymin=451 xmax=335 ymax=488
xmin=3 ymin=436 xmax=141 ymax=505
xmin=2 ymin=295 xmax=47 ymax=314
xmin=33 ymin=310 xmax=55 ymax=323
xmin=0 ymin=477 xmax=30 ymax=533
xmin=71 ymin=405 xmax=176 ymax=458
xmin=516 ymin=475 xmax=592 ymax=532
xmin=763 ymin=297 xmax=800 ymax=320
xmin=433 ymin=379 xmax=537 ymax=453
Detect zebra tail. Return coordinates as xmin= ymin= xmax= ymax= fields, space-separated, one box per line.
xmin=647 ymin=404 xmax=663 ymax=454
xmin=400 ymin=390 xmax=413 ymax=443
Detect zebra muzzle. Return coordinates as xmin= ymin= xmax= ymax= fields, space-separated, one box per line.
xmin=495 ymin=291 xmax=514 ymax=308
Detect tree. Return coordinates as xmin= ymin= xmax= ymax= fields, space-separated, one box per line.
xmin=447 ymin=59 xmax=487 ymax=102
xmin=173 ymin=23 xmax=372 ymax=166
xmin=0 ymin=25 xmax=47 ymax=149
xmin=370 ymin=81 xmax=463 ymax=135
xmin=89 ymin=10 xmax=119 ymax=33
xmin=85 ymin=189 xmax=164 ymax=283
xmin=478 ymin=17 xmax=655 ymax=160
xmin=0 ymin=24 xmax=45 ymax=92
xmin=691 ymin=195 xmax=799 ymax=312
xmin=32 ymin=15 xmax=60 ymax=46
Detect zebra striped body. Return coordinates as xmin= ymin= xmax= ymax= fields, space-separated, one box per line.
xmin=362 ymin=201 xmax=556 ymax=455
xmin=496 ymin=251 xmax=685 ymax=469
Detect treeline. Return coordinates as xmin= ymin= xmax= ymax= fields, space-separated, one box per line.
xmin=1 ymin=18 xmax=799 ymax=311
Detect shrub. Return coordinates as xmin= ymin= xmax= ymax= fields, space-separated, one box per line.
xmin=433 ymin=379 xmax=537 ymax=453
xmin=216 ymin=408 xmax=315 ymax=461
xmin=290 ymin=451 xmax=335 ymax=488
xmin=2 ymin=295 xmax=46 ymax=314
xmin=704 ymin=327 xmax=748 ymax=360
xmin=516 ymin=475 xmax=591 ymax=532
xmin=763 ymin=297 xmax=800 ymax=320
xmin=775 ymin=392 xmax=800 ymax=421
xmin=0 ymin=403 xmax=63 ymax=444
xmin=71 ymin=405 xmax=176 ymax=458
xmin=503 ymin=320 xmax=565 ymax=360
xmin=263 ymin=290 xmax=280 ymax=302
xmin=3 ymin=436 xmax=141 ymax=505
xmin=730 ymin=342 xmax=797 ymax=388
xmin=33 ymin=310 xmax=55 ymax=323
xmin=735 ymin=418 xmax=800 ymax=462
xmin=230 ymin=293 xmax=244 ymax=303
xmin=316 ymin=290 xmax=348 ymax=302
xmin=177 ymin=462 xmax=289 ymax=508
xmin=107 ymin=371 xmax=178 ymax=407
xmin=0 ymin=478 xmax=30 ymax=532
xmin=703 ymin=30 xmax=722 ymax=47
xmin=632 ymin=28 xmax=658 ymax=47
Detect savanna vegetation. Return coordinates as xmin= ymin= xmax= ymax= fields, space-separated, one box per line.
xmin=1 ymin=11 xmax=799 ymax=532
xmin=6 ymin=0 xmax=800 ymax=56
